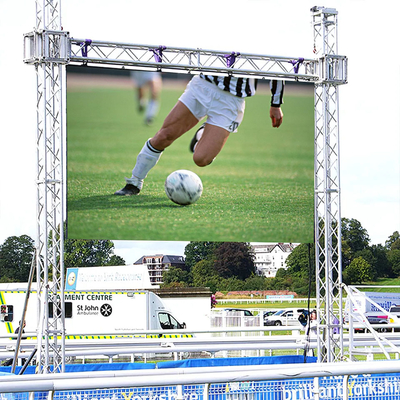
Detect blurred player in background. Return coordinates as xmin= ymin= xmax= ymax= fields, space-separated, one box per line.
xmin=131 ymin=70 xmax=162 ymax=125
xmin=115 ymin=74 xmax=284 ymax=196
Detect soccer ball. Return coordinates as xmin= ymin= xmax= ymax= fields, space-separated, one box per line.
xmin=165 ymin=170 xmax=203 ymax=205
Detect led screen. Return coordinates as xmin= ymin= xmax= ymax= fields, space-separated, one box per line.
xmin=66 ymin=66 xmax=314 ymax=242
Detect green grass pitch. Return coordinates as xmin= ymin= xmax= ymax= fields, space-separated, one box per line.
xmin=67 ymin=76 xmax=314 ymax=242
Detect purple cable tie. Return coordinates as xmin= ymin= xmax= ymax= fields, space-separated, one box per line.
xmin=80 ymin=39 xmax=92 ymax=57
xmin=151 ymin=46 xmax=166 ymax=63
xmin=290 ymin=57 xmax=304 ymax=74
xmin=224 ymin=52 xmax=240 ymax=68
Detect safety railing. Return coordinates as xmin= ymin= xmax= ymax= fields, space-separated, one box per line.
xmin=1 ymin=360 xmax=400 ymax=400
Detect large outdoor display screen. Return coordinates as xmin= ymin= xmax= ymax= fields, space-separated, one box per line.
xmin=66 ymin=66 xmax=314 ymax=242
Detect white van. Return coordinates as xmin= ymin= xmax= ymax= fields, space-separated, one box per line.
xmin=263 ymin=308 xmax=306 ymax=326
xmin=0 ymin=287 xmax=186 ymax=338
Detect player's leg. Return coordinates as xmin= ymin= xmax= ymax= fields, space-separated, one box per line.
xmin=137 ymin=86 xmax=146 ymax=112
xmin=114 ymin=101 xmax=198 ymax=196
xmin=145 ymin=74 xmax=162 ymax=125
xmin=192 ymin=124 xmax=230 ymax=167
xmin=150 ymin=101 xmax=198 ymax=150
xmin=189 ymin=87 xmax=245 ymax=166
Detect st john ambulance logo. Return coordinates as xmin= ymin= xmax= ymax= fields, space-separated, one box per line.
xmin=100 ymin=303 xmax=112 ymax=317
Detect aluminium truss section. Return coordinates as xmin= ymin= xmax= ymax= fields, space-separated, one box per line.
xmin=68 ymin=38 xmax=322 ymax=82
xmin=312 ymin=6 xmax=344 ymax=363
xmin=34 ymin=0 xmax=61 ymax=32
xmin=30 ymin=0 xmax=66 ymax=374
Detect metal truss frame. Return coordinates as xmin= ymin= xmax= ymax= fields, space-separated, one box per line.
xmin=23 ymin=2 xmax=347 ymax=370
xmin=67 ymin=39 xmax=319 ymax=81
xmin=25 ymin=0 xmax=67 ymax=374
xmin=312 ymin=7 xmax=344 ymax=362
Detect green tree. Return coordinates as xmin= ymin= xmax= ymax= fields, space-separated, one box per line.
xmin=0 ymin=235 xmax=35 ymax=282
xmin=343 ymin=256 xmax=374 ymax=284
xmin=283 ymin=243 xmax=315 ymax=296
xmin=369 ymin=244 xmax=393 ymax=277
xmin=108 ymin=254 xmax=126 ymax=266
xmin=64 ymin=239 xmax=125 ymax=268
xmin=386 ymin=231 xmax=400 ymax=250
xmin=353 ymin=248 xmax=378 ymax=280
xmin=387 ymin=249 xmax=400 ymax=276
xmin=184 ymin=242 xmax=220 ymax=269
xmin=162 ymin=266 xmax=191 ymax=287
xmin=214 ymin=242 xmax=255 ymax=280
xmin=191 ymin=259 xmax=219 ymax=288
xmin=217 ymin=276 xmax=245 ymax=291
xmin=242 ymin=275 xmax=269 ymax=290
xmin=285 ymin=243 xmax=314 ymax=274
xmin=341 ymin=218 xmax=370 ymax=267
xmin=190 ymin=259 xmax=228 ymax=292
xmin=275 ymin=268 xmax=312 ymax=296
xmin=273 ymin=268 xmax=294 ymax=290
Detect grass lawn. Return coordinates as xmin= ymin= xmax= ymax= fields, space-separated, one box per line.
xmin=67 ymin=75 xmax=314 ymax=242
xmin=364 ymin=278 xmax=400 ymax=289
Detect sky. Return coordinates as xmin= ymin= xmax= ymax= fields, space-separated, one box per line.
xmin=0 ymin=0 xmax=399 ymax=265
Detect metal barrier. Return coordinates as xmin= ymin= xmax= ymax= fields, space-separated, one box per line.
xmin=1 ymin=360 xmax=400 ymax=400
xmin=215 ymin=299 xmax=318 ymax=305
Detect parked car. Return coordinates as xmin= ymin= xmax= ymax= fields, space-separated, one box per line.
xmin=388 ymin=305 xmax=400 ymax=331
xmin=264 ymin=310 xmax=278 ymax=317
xmin=263 ymin=310 xmax=278 ymax=325
xmin=224 ymin=308 xmax=254 ymax=316
xmin=389 ymin=305 xmax=400 ymax=317
xmin=345 ymin=312 xmax=389 ymax=333
xmin=263 ymin=308 xmax=306 ymax=326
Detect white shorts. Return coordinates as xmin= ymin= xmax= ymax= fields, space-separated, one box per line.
xmin=131 ymin=71 xmax=161 ymax=88
xmin=179 ymin=75 xmax=245 ymax=133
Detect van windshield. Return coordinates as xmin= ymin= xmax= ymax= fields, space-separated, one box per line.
xmin=274 ymin=310 xmax=285 ymax=316
xmin=159 ymin=312 xmax=182 ymax=329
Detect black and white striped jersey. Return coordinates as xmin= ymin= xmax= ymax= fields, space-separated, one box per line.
xmin=200 ymin=74 xmax=284 ymax=107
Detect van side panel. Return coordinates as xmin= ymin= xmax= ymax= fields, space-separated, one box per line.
xmin=64 ymin=291 xmax=149 ymax=334
xmin=1 ymin=290 xmax=156 ymax=336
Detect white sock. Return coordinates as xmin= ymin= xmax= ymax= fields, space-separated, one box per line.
xmin=130 ymin=140 xmax=163 ymax=188
xmin=193 ymin=125 xmax=204 ymax=151
xmin=146 ymin=100 xmax=159 ymax=120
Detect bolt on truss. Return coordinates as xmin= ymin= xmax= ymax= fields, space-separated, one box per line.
xmin=312 ymin=6 xmax=344 ymax=362
xmin=24 ymin=2 xmax=347 ymax=370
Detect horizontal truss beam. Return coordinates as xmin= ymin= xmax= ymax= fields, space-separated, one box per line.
xmin=23 ymin=31 xmax=347 ymax=84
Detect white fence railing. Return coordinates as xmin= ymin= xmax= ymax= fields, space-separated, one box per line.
xmin=215 ymin=298 xmax=317 ymax=305
xmin=2 ymin=323 xmax=400 ymax=364
xmin=1 ymin=360 xmax=400 ymax=400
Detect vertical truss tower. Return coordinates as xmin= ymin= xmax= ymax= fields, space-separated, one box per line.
xmin=24 ymin=0 xmax=68 ymax=373
xmin=23 ymin=2 xmax=347 ymax=370
xmin=312 ymin=7 xmax=344 ymax=362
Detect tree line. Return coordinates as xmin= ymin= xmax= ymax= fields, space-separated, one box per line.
xmin=0 ymin=237 xmax=124 ymax=283
xmin=162 ymin=223 xmax=399 ymax=295
xmin=163 ymin=242 xmax=257 ymax=292
xmin=0 ymin=218 xmax=399 ymax=296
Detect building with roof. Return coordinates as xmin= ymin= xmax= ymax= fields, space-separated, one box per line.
xmin=133 ymin=254 xmax=186 ymax=285
xmin=251 ymin=243 xmax=297 ymax=277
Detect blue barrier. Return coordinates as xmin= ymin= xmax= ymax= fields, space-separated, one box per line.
xmin=157 ymin=355 xmax=317 ymax=369
xmin=0 ymin=356 xmax=314 ymax=375
xmin=0 ymin=361 xmax=155 ymax=375
xmin=2 ymin=357 xmax=400 ymax=400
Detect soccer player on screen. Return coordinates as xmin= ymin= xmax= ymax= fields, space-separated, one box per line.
xmin=114 ymin=74 xmax=284 ymax=196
